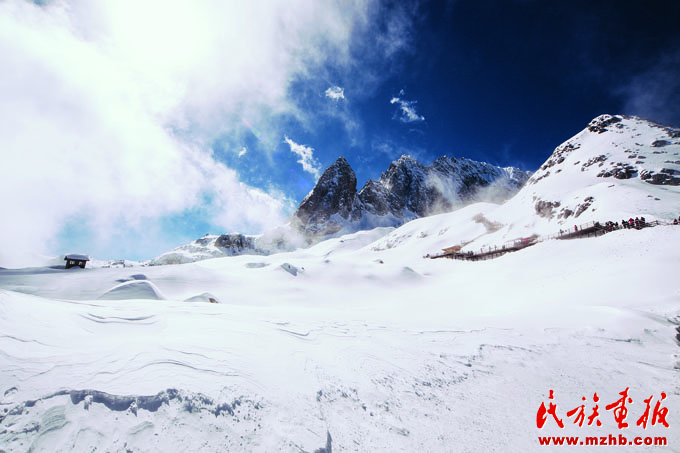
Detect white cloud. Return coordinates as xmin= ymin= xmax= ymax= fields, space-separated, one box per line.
xmin=238 ymin=147 xmax=248 ymax=157
xmin=284 ymin=137 xmax=322 ymax=180
xmin=390 ymin=93 xmax=425 ymax=123
xmin=325 ymin=85 xmax=345 ymax=100
xmin=0 ymin=0 xmax=375 ymax=266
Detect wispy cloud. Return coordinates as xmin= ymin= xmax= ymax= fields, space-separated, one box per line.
xmin=284 ymin=137 xmax=321 ymax=180
xmin=390 ymin=90 xmax=425 ymax=123
xmin=370 ymin=138 xmax=427 ymax=163
xmin=375 ymin=3 xmax=419 ymax=59
xmin=238 ymin=146 xmax=248 ymax=157
xmin=325 ymin=85 xmax=345 ymax=100
xmin=617 ymin=50 xmax=680 ymax=127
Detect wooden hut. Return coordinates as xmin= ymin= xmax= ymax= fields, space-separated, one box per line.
xmin=64 ymin=254 xmax=90 ymax=269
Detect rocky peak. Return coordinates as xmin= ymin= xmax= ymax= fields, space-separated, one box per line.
xmin=295 ymin=153 xmax=530 ymax=237
xmin=376 ymin=155 xmax=431 ymax=216
xmin=587 ymin=114 xmax=623 ymax=134
xmin=357 ymin=179 xmax=391 ymax=216
xmin=294 ymin=156 xmax=361 ymax=234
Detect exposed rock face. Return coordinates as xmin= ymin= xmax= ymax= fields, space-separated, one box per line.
xmin=376 ymin=156 xmax=432 ymax=217
xmin=640 ymin=168 xmax=680 ymax=186
xmin=598 ymin=163 xmax=636 ymax=179
xmin=587 ymin=114 xmax=622 ymax=133
xmin=535 ymin=200 xmax=561 ymax=219
xmin=215 ymin=233 xmax=259 ymax=253
xmin=358 ymin=179 xmax=391 ymax=216
xmin=652 ymin=139 xmax=671 ymax=148
xmin=294 ymin=154 xmax=531 ymax=236
xmin=294 ymin=157 xmax=362 ymax=235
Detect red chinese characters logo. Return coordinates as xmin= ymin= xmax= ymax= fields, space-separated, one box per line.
xmin=536 ymin=389 xmax=670 ymax=430
xmin=605 ymin=387 xmax=632 ymax=429
xmin=637 ymin=392 xmax=669 ymax=429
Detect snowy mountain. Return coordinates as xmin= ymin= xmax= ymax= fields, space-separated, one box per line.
xmin=151 ymin=154 xmax=530 ymax=264
xmin=480 ymin=114 xmax=680 ymax=241
xmin=294 ymin=154 xmax=531 ymax=237
xmin=152 ymin=113 xmax=679 ymax=265
xmin=368 ymin=114 xmax=680 ymax=259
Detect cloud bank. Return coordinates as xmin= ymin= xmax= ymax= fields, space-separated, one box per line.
xmin=0 ymin=0 xmax=378 ymax=266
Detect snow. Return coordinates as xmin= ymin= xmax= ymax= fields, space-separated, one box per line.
xmin=184 ymin=292 xmax=221 ymax=304
xmin=1 ymin=223 xmax=678 ymax=451
xmin=0 ymin=116 xmax=679 ymax=451
xmin=98 ymin=280 xmax=165 ymax=301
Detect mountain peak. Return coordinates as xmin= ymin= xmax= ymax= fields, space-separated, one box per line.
xmin=587 ymin=114 xmax=623 ymax=134
xmin=295 ymin=153 xmax=530 ymax=237
xmin=294 ymin=155 xmax=360 ymax=235
xmin=396 ymin=154 xmax=417 ymax=162
xmin=516 ymin=114 xmax=680 ymax=223
xmin=333 ymin=156 xmax=350 ymax=166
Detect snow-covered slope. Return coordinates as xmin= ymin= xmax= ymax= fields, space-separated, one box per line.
xmin=490 ymin=114 xmax=680 ymax=236
xmin=0 ymin=221 xmax=678 ymax=451
xmin=1 ymin=115 xmax=678 ymax=451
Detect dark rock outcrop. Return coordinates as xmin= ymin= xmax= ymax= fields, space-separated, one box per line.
xmin=652 ymin=139 xmax=671 ymax=148
xmin=535 ymin=200 xmax=561 ymax=219
xmin=294 ymin=157 xmax=362 ymax=235
xmin=587 ymin=114 xmax=622 ymax=134
xmin=215 ymin=233 xmax=260 ymax=254
xmin=640 ymin=168 xmax=680 ymax=186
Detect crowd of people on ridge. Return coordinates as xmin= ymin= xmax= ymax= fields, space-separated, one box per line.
xmin=600 ymin=216 xmax=647 ymax=231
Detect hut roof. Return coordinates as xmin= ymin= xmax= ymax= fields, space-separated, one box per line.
xmin=64 ymin=254 xmax=90 ymax=261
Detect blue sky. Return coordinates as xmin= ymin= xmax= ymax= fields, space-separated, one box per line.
xmin=1 ymin=0 xmax=679 ymax=265
xmin=215 ymin=0 xmax=680 ymax=208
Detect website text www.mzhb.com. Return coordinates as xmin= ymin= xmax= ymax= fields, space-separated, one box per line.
xmin=538 ymin=433 xmax=667 ymax=447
